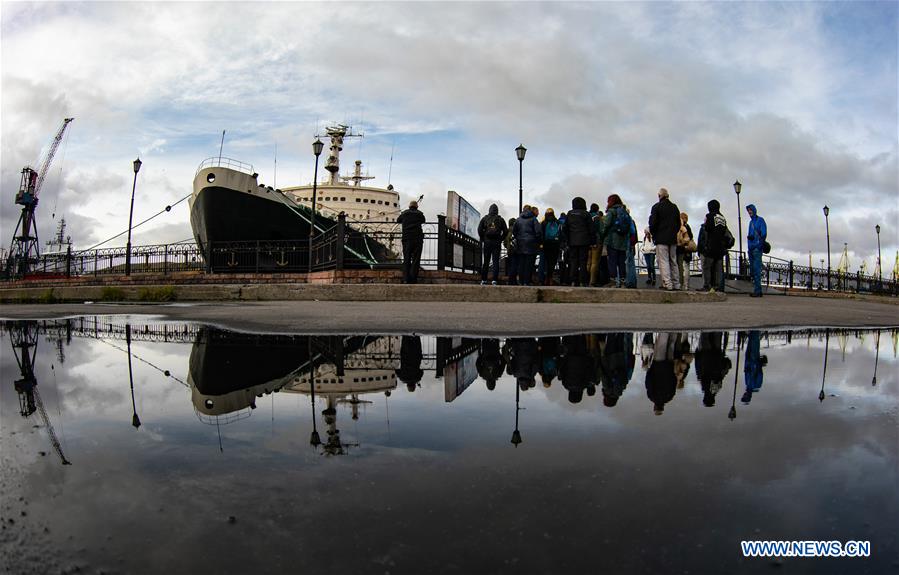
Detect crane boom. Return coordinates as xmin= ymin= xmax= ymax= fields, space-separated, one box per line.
xmin=6 ymin=117 xmax=74 ymax=278
xmin=33 ymin=387 xmax=71 ymax=465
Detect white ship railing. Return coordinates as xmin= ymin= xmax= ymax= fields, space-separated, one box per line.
xmin=195 ymin=157 xmax=255 ymax=176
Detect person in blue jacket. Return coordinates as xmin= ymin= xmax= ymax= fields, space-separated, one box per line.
xmin=746 ymin=204 xmax=767 ymax=297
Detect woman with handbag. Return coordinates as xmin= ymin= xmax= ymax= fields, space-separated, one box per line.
xmin=676 ymin=213 xmax=695 ymax=291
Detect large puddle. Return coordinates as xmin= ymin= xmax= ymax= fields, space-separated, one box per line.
xmin=2 ymin=318 xmax=897 ymax=574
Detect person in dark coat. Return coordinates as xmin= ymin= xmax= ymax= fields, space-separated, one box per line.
xmin=396 ymin=200 xmax=426 ymax=284
xmin=476 ymin=338 xmax=506 ymax=391
xmin=601 ymin=332 xmax=633 ymax=407
xmin=694 ymin=331 xmax=731 ymax=406
xmin=478 ymin=204 xmax=508 ymax=285
xmin=537 ymin=336 xmax=561 ymax=387
xmin=563 ymin=197 xmax=594 ymax=287
xmin=697 ymin=200 xmax=729 ymax=293
xmin=512 ymin=206 xmax=543 ymax=286
xmin=645 ymin=332 xmax=677 ymax=414
xmin=648 ymin=188 xmax=682 ymax=290
xmin=395 ymin=335 xmax=424 ymax=392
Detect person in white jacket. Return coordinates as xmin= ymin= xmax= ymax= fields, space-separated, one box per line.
xmin=641 ymin=228 xmax=657 ymax=286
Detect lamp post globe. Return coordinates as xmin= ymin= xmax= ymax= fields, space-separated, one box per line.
xmin=733 ymin=180 xmax=743 ymax=276
xmin=516 ymin=144 xmax=527 ymax=214
xmin=308 ymin=138 xmax=324 ymax=273
xmin=125 ymin=157 xmax=142 ymax=276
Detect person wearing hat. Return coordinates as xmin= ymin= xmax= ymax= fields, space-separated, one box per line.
xmin=396 ymin=200 xmax=426 ymax=284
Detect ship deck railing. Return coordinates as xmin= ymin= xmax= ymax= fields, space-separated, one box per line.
xmin=195 ymin=157 xmax=255 ymax=177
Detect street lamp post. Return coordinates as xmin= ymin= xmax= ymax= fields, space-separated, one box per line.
xmin=875 ymin=224 xmax=882 ymax=286
xmin=125 ymin=158 xmax=142 ymax=276
xmin=733 ymin=181 xmax=743 ymax=277
xmin=516 ymin=144 xmax=527 ymax=214
xmin=823 ymin=205 xmax=831 ymax=290
xmin=308 ymin=138 xmax=324 ymax=273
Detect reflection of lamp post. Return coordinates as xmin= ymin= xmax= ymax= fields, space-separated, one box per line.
xmin=125 ymin=158 xmax=142 ymax=276
xmin=734 ymin=180 xmax=743 ymax=276
xmin=308 ymin=138 xmax=324 ymax=273
xmin=728 ymin=331 xmax=741 ymax=421
xmin=875 ymin=224 xmax=882 ymax=287
xmin=516 ymin=144 xmax=527 ymax=214
xmin=819 ymin=330 xmax=829 ymax=402
xmin=872 ymin=331 xmax=880 ymax=386
xmin=823 ymin=205 xmax=831 ymax=290
xmin=126 ymin=324 xmax=140 ymax=429
xmin=308 ymin=338 xmax=321 ymax=448
xmin=511 ymin=380 xmax=522 ymax=447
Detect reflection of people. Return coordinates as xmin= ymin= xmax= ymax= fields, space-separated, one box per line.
xmin=395 ymin=336 xmax=424 ymax=392
xmin=646 ymin=332 xmax=677 ymax=415
xmin=601 ymin=332 xmax=634 ymax=407
xmin=397 ymin=200 xmax=426 ymax=284
xmin=742 ymin=330 xmax=767 ymax=403
xmin=508 ymin=338 xmax=539 ymax=390
xmin=673 ymin=333 xmax=693 ymax=389
xmin=537 ymin=336 xmax=561 ymax=387
xmin=476 ymin=338 xmax=506 ymax=391
xmin=694 ymin=331 xmax=731 ymax=407
xmin=560 ymin=335 xmax=595 ymax=403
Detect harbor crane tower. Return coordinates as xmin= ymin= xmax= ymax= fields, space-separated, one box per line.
xmin=5 ymin=117 xmax=74 ymax=278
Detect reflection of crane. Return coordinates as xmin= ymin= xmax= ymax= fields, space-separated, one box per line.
xmin=9 ymin=322 xmax=71 ymax=465
xmin=6 ymin=117 xmax=74 ymax=278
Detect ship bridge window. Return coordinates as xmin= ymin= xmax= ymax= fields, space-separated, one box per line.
xmin=206 ymin=173 xmax=215 ymax=183
xmin=363 ymin=199 xmax=369 ymax=203
xmin=355 ymin=198 xmax=361 ymax=203
xmin=340 ymin=197 xmax=346 ymax=201
xmin=324 ymin=197 xmax=331 ymax=201
xmin=377 ymin=200 xmax=383 ymax=205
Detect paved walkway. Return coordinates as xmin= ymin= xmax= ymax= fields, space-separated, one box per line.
xmin=2 ymin=293 xmax=896 ymax=335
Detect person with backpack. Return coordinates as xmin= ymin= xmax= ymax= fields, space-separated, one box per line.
xmin=563 ymin=197 xmax=594 ymax=287
xmin=676 ymin=212 xmax=695 ymax=291
xmin=642 ymin=228 xmax=657 ymax=286
xmin=649 ymin=187 xmax=682 ymax=290
xmin=600 ymin=194 xmax=631 ymax=287
xmin=478 ymin=203 xmax=508 ymax=285
xmin=512 ymin=205 xmax=543 ymax=286
xmin=396 ymin=200 xmax=426 ymax=284
xmin=541 ymin=208 xmax=562 ymax=286
xmin=697 ymin=199 xmax=729 ymax=293
xmin=746 ymin=204 xmax=767 ymax=297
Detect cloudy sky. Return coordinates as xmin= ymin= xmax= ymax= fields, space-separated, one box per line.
xmin=1 ymin=1 xmax=896 ymax=270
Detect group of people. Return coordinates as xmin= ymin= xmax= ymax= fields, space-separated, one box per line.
xmin=470 ymin=188 xmax=769 ymax=296
xmin=394 ymin=330 xmax=768 ymax=414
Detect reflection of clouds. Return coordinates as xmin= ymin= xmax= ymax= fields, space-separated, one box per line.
xmin=1 ymin=324 xmax=897 ymax=573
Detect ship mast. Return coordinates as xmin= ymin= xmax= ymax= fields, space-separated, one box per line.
xmin=322 ymin=125 xmax=362 ymax=186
